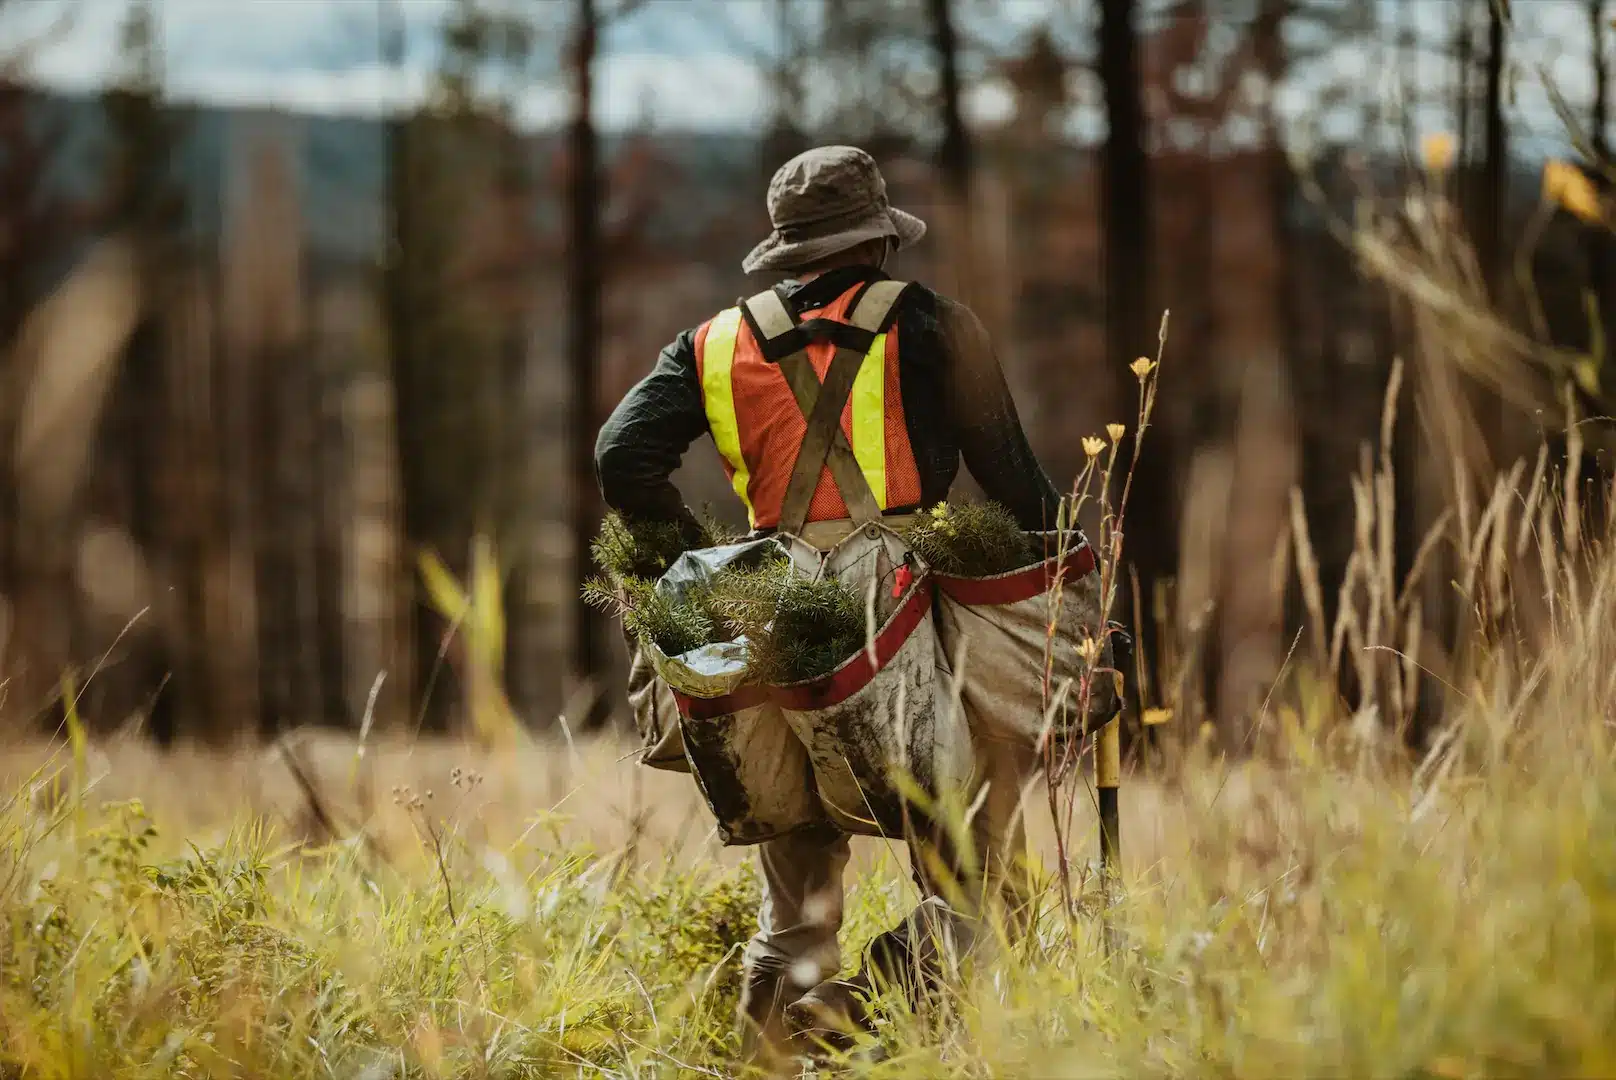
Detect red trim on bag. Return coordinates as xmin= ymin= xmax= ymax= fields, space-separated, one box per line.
xmin=673 ymin=682 xmax=773 ymax=722
xmin=934 ymin=543 xmax=1098 ymax=606
xmin=668 ymin=574 xmax=935 ymax=718
xmin=772 ymin=578 xmax=934 ymax=712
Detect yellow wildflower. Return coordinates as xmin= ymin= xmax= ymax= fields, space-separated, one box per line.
xmin=1543 ymin=159 xmax=1603 ymax=224
xmin=1420 ymin=132 xmax=1456 ymax=173
xmin=1082 ymin=436 xmax=1106 ymax=458
xmin=1107 ymin=423 xmax=1126 ymax=442
xmin=1130 ymin=357 xmax=1155 ymax=379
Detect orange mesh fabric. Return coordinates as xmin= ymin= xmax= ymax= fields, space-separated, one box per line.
xmin=882 ymin=325 xmax=922 ymax=509
xmin=704 ymin=282 xmax=920 ymax=530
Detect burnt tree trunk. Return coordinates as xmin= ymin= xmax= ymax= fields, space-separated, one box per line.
xmin=1480 ymin=0 xmax=1513 ymax=471
xmin=1098 ymin=0 xmax=1166 ymax=741
xmin=762 ymin=0 xmax=809 ymax=171
xmin=568 ymin=0 xmax=607 ymax=727
xmin=928 ymin=0 xmax=977 ymax=311
xmin=1590 ymin=0 xmax=1610 ymax=318
xmin=1201 ymin=0 xmax=1299 ymax=744
xmin=381 ymin=121 xmax=423 ymax=732
xmin=1455 ymin=5 xmax=1474 ymax=175
xmin=0 ymin=82 xmax=60 ymax=724
xmin=930 ymin=0 xmax=969 ymax=195
xmin=1478 ymin=0 xmax=1507 ymax=306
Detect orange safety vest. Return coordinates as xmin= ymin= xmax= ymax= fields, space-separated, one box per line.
xmin=694 ymin=279 xmax=923 ymax=531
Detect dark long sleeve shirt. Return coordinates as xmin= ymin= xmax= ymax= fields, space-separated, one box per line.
xmin=594 ymin=265 xmax=1063 ymax=537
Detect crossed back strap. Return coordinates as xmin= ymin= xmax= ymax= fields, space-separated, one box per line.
xmin=740 ymin=280 xmax=910 ymax=538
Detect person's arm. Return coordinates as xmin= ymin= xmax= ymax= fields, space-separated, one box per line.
xmin=934 ymin=295 xmax=1065 ymax=531
xmin=594 ymin=328 xmax=710 ymax=544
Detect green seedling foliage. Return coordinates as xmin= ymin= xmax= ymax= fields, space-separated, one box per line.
xmin=903 ymin=500 xmax=1043 ymax=578
xmin=588 ymin=535 xmax=865 ymax=683
xmin=589 ymin=511 xmax=739 ymax=586
xmin=583 ymin=574 xmax=719 ymax=658
xmin=703 ymin=556 xmax=866 ymax=685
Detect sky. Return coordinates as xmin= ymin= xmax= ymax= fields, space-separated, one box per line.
xmin=0 ymin=0 xmax=1607 ymax=158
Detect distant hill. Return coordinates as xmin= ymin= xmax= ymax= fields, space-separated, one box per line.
xmin=22 ymin=88 xmax=770 ymax=269
xmin=17 ymin=85 xmax=1566 ymax=285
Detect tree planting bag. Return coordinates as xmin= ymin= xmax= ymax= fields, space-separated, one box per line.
xmin=931 ymin=532 xmax=1116 ymax=750
xmin=647 ymin=538 xmax=828 ymax=845
xmin=771 ymin=524 xmax=975 ymax=839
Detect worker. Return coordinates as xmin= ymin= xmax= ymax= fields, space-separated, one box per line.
xmin=594 ymin=145 xmax=1068 ymax=1063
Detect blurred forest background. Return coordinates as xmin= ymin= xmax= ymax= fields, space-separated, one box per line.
xmin=0 ymin=0 xmax=1610 ymax=751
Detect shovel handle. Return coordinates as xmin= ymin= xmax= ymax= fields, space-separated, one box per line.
xmin=1097 ymin=715 xmax=1121 ymax=874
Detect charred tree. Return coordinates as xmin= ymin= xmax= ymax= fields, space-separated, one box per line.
xmin=928 ymin=0 xmax=976 ymax=308
xmin=930 ymin=0 xmax=963 ymax=187
xmin=97 ymin=0 xmax=195 ymax=740
xmin=0 ymin=81 xmax=67 ymax=710
xmin=761 ymin=0 xmax=810 ymax=171
xmin=1098 ymin=0 xmax=1167 ymax=738
xmin=376 ymin=0 xmax=417 ymax=732
xmin=1478 ymin=0 xmax=1507 ymax=306
xmin=568 ymin=0 xmax=608 ymax=726
xmin=1590 ymin=0 xmax=1610 ymax=317
xmin=386 ymin=0 xmax=521 ymax=734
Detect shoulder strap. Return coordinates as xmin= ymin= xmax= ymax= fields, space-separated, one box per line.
xmin=845 ymin=279 xmax=910 ymax=334
xmin=739 ymin=282 xmax=912 ymax=538
xmin=740 ymin=281 xmax=911 ymax=364
xmin=776 ymin=344 xmax=880 ymax=535
xmin=741 ymin=288 xmax=797 ymax=343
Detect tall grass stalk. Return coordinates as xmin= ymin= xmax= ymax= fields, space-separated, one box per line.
xmin=1036 ymin=310 xmax=1168 ymax=929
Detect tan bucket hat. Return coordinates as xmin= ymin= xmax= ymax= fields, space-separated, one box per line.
xmin=742 ymin=145 xmax=927 ymax=274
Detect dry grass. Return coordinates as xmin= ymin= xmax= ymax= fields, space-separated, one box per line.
xmin=2 ymin=551 xmax=1614 ymax=1077
xmin=2 ymin=437 xmax=1613 ymax=1076
xmin=0 ymin=726 xmax=1184 ymax=891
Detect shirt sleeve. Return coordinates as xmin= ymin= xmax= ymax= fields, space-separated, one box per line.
xmin=934 ymin=296 xmax=1065 ymax=532
xmin=593 ymin=327 xmax=710 ymax=542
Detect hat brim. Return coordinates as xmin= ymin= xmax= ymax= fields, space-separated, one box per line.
xmin=741 ymin=206 xmax=926 ymax=275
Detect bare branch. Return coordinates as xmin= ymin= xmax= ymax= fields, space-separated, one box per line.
xmin=1 ymin=0 xmax=79 ymax=79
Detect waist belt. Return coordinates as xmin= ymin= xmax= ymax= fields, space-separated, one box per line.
xmin=796 ymin=513 xmax=918 ymax=552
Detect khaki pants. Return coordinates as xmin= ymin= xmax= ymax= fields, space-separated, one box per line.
xmin=738 ymin=733 xmax=1039 ymax=1047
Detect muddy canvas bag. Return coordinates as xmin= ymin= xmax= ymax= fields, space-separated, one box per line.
xmin=932 ymin=531 xmax=1117 ymax=749
xmin=647 ymin=539 xmax=828 ymax=845
xmin=740 ymin=283 xmax=974 ymax=838
xmin=773 ymin=526 xmax=968 ymax=837
xmin=625 ymin=636 xmax=688 ymax=773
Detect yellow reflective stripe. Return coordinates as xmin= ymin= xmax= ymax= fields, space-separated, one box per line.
xmin=850 ymin=332 xmax=888 ymax=509
xmin=700 ymin=308 xmax=754 ymax=523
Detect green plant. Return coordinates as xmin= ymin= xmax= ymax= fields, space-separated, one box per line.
xmin=589 ymin=511 xmax=738 ymax=587
xmin=708 ymin=562 xmax=866 ymax=684
xmin=586 ymin=541 xmax=866 ymax=682
xmin=583 ymin=573 xmax=723 ymax=658
xmin=903 ymin=499 xmax=1042 ymax=577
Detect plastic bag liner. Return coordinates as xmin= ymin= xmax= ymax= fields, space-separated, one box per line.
xmin=647 ymin=537 xmax=830 ymax=846
xmin=772 ymin=524 xmax=975 ymax=839
xmin=932 ymin=531 xmax=1116 ymax=749
xmin=642 ymin=538 xmax=781 ymax=698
